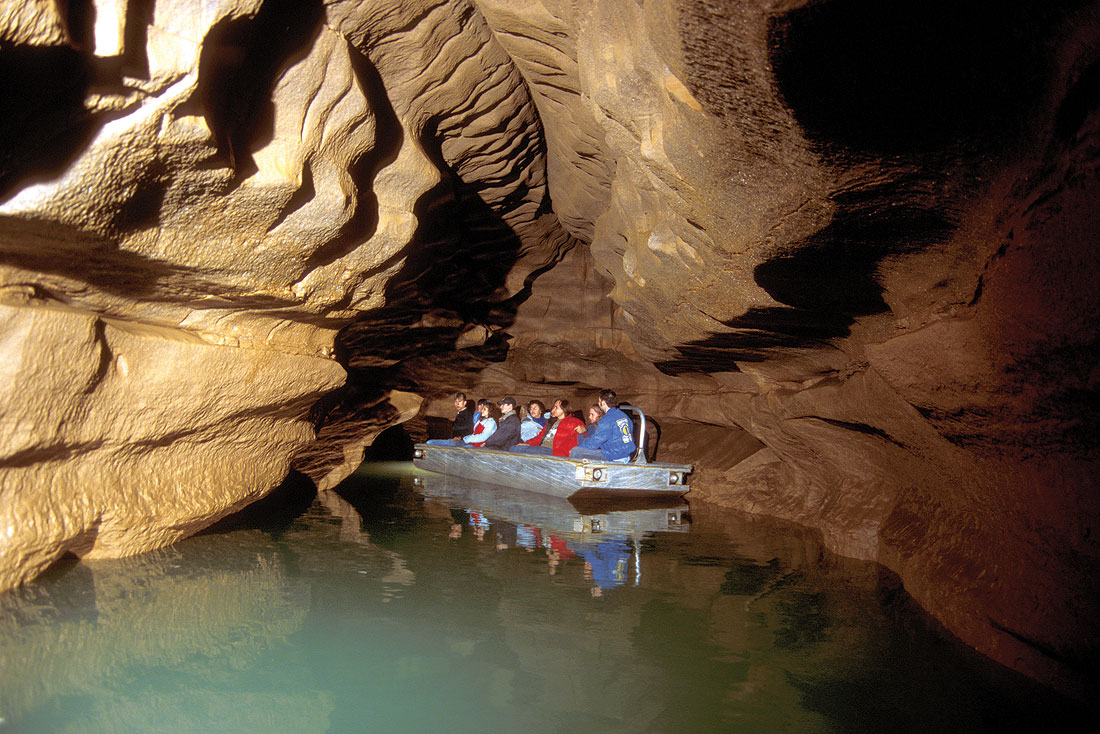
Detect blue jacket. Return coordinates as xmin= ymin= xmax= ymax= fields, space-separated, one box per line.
xmin=575 ymin=406 xmax=636 ymax=461
xmin=462 ymin=417 xmax=496 ymax=444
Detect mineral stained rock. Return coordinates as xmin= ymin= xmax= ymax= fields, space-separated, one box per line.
xmin=2 ymin=0 xmax=1098 ymax=699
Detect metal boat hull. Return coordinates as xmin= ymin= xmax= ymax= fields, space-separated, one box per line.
xmin=412 ymin=444 xmax=691 ymax=497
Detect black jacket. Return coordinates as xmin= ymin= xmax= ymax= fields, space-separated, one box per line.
xmin=452 ymin=406 xmax=476 ymax=437
xmin=482 ymin=411 xmax=520 ymax=448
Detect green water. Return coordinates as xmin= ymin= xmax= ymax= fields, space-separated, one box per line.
xmin=0 ymin=463 xmax=1080 ymax=733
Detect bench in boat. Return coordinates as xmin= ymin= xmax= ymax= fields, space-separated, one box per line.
xmin=412 ymin=405 xmax=692 ymax=498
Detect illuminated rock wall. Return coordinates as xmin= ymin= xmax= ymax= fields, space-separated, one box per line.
xmin=1 ymin=0 xmax=1097 ymax=697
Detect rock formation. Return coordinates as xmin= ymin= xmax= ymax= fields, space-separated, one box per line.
xmin=1 ymin=0 xmax=1097 ymax=698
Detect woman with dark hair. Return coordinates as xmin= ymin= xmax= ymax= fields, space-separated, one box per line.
xmin=427 ymin=399 xmax=498 ymax=447
xmin=580 ymin=404 xmax=604 ymax=439
xmin=519 ymin=400 xmax=548 ymax=443
xmin=471 ymin=399 xmax=501 ymax=446
xmin=511 ymin=397 xmax=584 ymax=456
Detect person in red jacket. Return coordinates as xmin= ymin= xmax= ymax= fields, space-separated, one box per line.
xmin=511 ymin=398 xmax=584 ymax=457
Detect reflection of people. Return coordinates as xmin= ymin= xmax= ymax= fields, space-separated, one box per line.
xmin=516 ymin=524 xmax=541 ymax=551
xmin=577 ymin=535 xmax=632 ymax=596
xmin=570 ymin=389 xmax=636 ymax=463
xmin=467 ymin=510 xmax=489 ymax=541
xmin=542 ymin=532 xmax=576 ymax=575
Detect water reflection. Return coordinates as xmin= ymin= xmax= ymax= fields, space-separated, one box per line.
xmin=0 ymin=535 xmax=330 ymax=732
xmin=0 ymin=463 xmax=1079 ymax=733
xmin=412 ymin=473 xmax=687 ymax=597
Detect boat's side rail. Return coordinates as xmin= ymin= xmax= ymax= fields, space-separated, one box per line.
xmin=618 ymin=404 xmax=648 ymax=465
xmin=412 ymin=444 xmax=690 ymax=471
xmin=413 ymin=443 xmax=692 ymax=491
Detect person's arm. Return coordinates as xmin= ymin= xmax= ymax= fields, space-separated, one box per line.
xmin=463 ymin=418 xmax=495 ymax=443
xmin=527 ymin=418 xmax=554 ymax=446
xmin=576 ymin=416 xmax=614 ymax=448
xmin=553 ymin=417 xmax=582 ymax=456
xmin=519 ymin=418 xmax=541 ymax=442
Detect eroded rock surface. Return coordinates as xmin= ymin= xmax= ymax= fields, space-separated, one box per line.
xmin=1 ymin=0 xmax=568 ymax=588
xmin=1 ymin=0 xmax=1098 ymax=699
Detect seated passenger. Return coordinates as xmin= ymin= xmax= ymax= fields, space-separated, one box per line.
xmin=519 ymin=400 xmax=548 ymax=443
xmin=569 ymin=389 xmax=636 ymax=463
xmin=480 ymin=397 xmax=521 ymax=449
xmin=581 ymin=404 xmax=603 ymax=440
xmin=450 ymin=392 xmax=476 ymax=438
xmin=427 ymin=399 xmax=498 ymax=446
xmin=511 ymin=398 xmax=583 ymax=456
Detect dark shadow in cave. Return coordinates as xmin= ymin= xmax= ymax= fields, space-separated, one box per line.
xmin=331 ymin=107 xmax=558 ymax=389
xmin=655 ymin=306 xmax=852 ymax=375
xmin=655 ymin=160 xmax=959 ymax=367
xmin=362 ymin=424 xmax=416 ymax=461
xmin=199 ymin=469 xmax=318 ymax=538
xmin=767 ymin=0 xmax=1057 ymax=156
xmin=1054 ymin=55 xmax=1100 ymax=144
xmin=658 ymin=0 xmax=1069 ymax=376
xmin=753 ymin=171 xmax=961 ymax=315
xmin=0 ymin=45 xmax=95 ymax=201
xmin=121 ymin=0 xmax=156 ymax=78
xmin=656 ymin=164 xmax=957 ymax=374
xmin=197 ymin=0 xmax=324 ymax=179
xmin=653 ymin=171 xmax=957 ymax=370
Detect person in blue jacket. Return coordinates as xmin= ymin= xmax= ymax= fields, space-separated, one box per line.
xmin=569 ymin=389 xmax=636 ymax=463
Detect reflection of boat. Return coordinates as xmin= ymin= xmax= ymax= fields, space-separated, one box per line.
xmin=411 ymin=472 xmax=689 ymax=537
xmin=413 ymin=405 xmax=692 ymax=497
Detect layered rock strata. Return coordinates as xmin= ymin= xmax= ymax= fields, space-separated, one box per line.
xmin=1 ymin=0 xmax=569 ymax=588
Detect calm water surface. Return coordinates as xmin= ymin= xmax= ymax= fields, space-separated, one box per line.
xmin=0 ymin=463 xmax=1080 ymax=733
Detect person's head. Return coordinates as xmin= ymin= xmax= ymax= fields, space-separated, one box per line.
xmin=551 ymin=398 xmax=571 ymax=418
xmin=454 ymin=392 xmax=467 ymax=410
xmin=598 ymin=389 xmax=617 ymax=412
xmin=528 ymin=400 xmax=545 ymax=419
xmin=587 ymin=404 xmax=604 ymax=425
xmin=476 ymin=398 xmax=493 ymax=418
xmin=499 ymin=397 xmax=517 ymax=414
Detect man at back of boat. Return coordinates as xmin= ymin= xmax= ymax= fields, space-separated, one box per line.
xmin=569 ymin=389 xmax=636 ymax=463
xmin=480 ymin=397 xmax=522 ymax=449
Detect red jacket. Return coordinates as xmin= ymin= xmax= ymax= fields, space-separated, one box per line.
xmin=551 ymin=416 xmax=584 ymax=457
xmin=470 ymin=421 xmax=487 ymax=447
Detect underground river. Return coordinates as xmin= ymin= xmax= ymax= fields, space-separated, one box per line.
xmin=0 ymin=463 xmax=1082 ymax=733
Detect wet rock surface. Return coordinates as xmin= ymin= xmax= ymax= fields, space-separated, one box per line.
xmin=1 ymin=0 xmax=1098 ymax=698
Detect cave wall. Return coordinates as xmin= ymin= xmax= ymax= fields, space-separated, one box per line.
xmin=0 ymin=0 xmax=571 ymax=587
xmin=1 ymin=0 xmax=1098 ymax=698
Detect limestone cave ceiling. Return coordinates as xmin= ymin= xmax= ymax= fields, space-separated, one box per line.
xmin=1 ymin=0 xmax=1099 ymax=699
